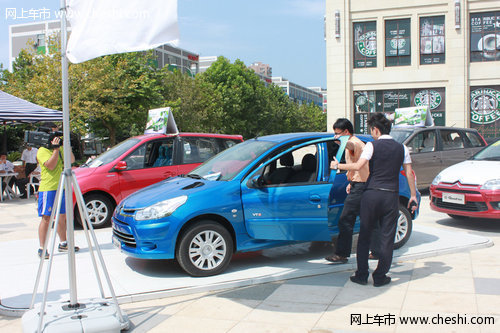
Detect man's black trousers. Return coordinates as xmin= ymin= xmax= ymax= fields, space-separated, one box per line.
xmin=335 ymin=182 xmax=365 ymax=257
xmin=356 ymin=189 xmax=399 ymax=282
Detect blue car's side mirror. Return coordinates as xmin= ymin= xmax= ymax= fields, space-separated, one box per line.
xmin=251 ymin=174 xmax=264 ymax=188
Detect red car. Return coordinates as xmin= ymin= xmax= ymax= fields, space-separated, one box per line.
xmin=74 ymin=133 xmax=243 ymax=227
xmin=430 ymin=139 xmax=500 ymax=220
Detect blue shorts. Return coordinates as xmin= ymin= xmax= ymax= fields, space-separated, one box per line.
xmin=38 ymin=191 xmax=66 ymax=217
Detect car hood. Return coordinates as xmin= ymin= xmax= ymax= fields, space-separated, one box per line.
xmin=121 ymin=176 xmax=220 ymax=209
xmin=73 ymin=166 xmax=97 ymax=178
xmin=438 ymin=160 xmax=500 ymax=185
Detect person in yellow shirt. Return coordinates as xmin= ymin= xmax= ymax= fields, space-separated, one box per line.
xmin=36 ymin=134 xmax=79 ymax=259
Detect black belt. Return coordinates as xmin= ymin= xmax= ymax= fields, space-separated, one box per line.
xmin=350 ymin=181 xmax=366 ymax=186
xmin=366 ymin=187 xmax=397 ymax=193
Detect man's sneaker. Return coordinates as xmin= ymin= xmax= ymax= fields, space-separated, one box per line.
xmin=38 ymin=248 xmax=49 ymax=260
xmin=58 ymin=242 xmax=80 ymax=252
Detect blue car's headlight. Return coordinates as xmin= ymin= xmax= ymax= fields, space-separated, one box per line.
xmin=135 ymin=196 xmax=188 ymax=221
xmin=481 ymin=179 xmax=500 ymax=190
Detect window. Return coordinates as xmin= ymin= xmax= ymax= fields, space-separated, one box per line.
xmin=385 ymin=19 xmax=411 ymax=66
xmin=470 ymin=11 xmax=500 ymax=62
xmin=464 ymin=131 xmax=486 ymax=148
xmin=353 ymin=88 xmax=446 ymax=134
xmin=420 ymin=16 xmax=445 ymax=64
xmin=407 ymin=131 xmax=436 ymax=153
xmin=353 ymin=21 xmax=377 ymax=68
xmin=470 ymin=86 xmax=500 ymax=138
xmin=152 ymin=140 xmax=174 ymax=167
xmin=124 ymin=139 xmax=175 ymax=170
xmin=262 ymin=144 xmax=318 ymax=185
xmin=182 ymin=137 xmax=220 ymax=164
xmin=440 ymin=130 xmax=464 ymax=150
xmin=217 ymin=138 xmax=240 ymax=150
xmin=123 ymin=144 xmax=147 ymax=170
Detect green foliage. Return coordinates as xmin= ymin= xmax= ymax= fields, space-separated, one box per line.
xmin=7 ymin=151 xmax=21 ymax=162
xmin=70 ymin=51 xmax=165 ymax=144
xmin=2 ymin=44 xmax=326 ymax=148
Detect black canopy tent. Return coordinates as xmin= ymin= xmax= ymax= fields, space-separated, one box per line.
xmin=0 ymin=90 xmax=63 ymax=152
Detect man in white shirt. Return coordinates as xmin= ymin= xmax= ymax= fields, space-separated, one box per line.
xmin=21 ymin=144 xmax=39 ymax=177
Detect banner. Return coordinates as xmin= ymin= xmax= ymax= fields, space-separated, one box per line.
xmin=66 ymin=0 xmax=179 ymax=63
xmin=145 ymin=107 xmax=178 ymax=135
xmin=394 ymin=106 xmax=434 ymax=127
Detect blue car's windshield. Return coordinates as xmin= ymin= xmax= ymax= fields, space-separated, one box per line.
xmin=85 ymin=138 xmax=141 ymax=168
xmin=189 ymin=139 xmax=276 ymax=181
xmin=472 ymin=140 xmax=500 ymax=161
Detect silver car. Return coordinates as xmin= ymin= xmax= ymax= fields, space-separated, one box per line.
xmin=391 ymin=126 xmax=487 ymax=189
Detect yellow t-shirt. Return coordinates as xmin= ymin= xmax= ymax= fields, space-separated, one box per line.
xmin=37 ymin=147 xmax=64 ymax=191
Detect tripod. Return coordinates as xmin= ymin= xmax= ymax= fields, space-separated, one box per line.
xmin=22 ymin=1 xmax=129 ymax=330
xmin=22 ymin=168 xmax=129 ymax=332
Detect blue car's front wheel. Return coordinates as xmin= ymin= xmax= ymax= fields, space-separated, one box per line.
xmin=176 ymin=221 xmax=234 ymax=277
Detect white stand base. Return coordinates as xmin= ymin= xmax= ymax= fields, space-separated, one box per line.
xmin=22 ymin=298 xmax=129 ymax=333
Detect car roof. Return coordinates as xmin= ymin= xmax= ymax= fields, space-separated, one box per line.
xmin=253 ymin=132 xmax=333 ymax=143
xmin=130 ymin=132 xmax=243 ymax=141
xmin=250 ymin=132 xmax=373 ymax=144
xmin=391 ymin=126 xmax=478 ymax=132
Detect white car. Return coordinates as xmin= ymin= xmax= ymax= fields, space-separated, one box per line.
xmin=430 ymin=139 xmax=500 ymax=219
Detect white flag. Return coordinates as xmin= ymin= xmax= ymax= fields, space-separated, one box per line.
xmin=66 ymin=0 xmax=179 ymax=63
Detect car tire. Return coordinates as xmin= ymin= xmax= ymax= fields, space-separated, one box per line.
xmin=176 ymin=221 xmax=233 ymax=277
xmin=448 ymin=214 xmax=469 ymax=220
xmin=394 ymin=204 xmax=413 ymax=249
xmin=76 ymin=193 xmax=114 ymax=229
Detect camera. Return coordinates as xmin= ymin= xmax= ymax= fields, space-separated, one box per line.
xmin=24 ymin=126 xmax=63 ymax=148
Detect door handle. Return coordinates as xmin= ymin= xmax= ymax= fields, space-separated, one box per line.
xmin=309 ymin=195 xmax=321 ymax=202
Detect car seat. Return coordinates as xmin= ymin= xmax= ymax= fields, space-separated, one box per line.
xmin=420 ymin=135 xmax=435 ymax=152
xmin=268 ymin=153 xmax=294 ymax=184
xmin=287 ymin=154 xmax=317 ymax=183
xmin=452 ymin=136 xmax=463 ymax=148
xmin=153 ymin=146 xmax=170 ymax=167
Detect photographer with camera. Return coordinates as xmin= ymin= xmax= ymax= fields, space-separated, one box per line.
xmin=36 ymin=133 xmax=79 ymax=259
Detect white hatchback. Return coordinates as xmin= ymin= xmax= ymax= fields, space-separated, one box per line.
xmin=429 ymin=139 xmax=500 ymax=220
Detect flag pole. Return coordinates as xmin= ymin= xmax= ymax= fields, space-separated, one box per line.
xmin=22 ymin=1 xmax=129 ymax=331
xmin=60 ymin=0 xmax=79 ymax=307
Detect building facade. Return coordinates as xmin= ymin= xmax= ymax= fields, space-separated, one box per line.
xmin=198 ymin=56 xmax=218 ymax=73
xmin=326 ymin=0 xmax=500 ymax=138
xmin=248 ymin=61 xmax=273 ymax=78
xmin=9 ymin=20 xmax=199 ymax=75
xmin=308 ymin=86 xmax=328 ymax=112
xmin=272 ymin=77 xmax=324 ymax=109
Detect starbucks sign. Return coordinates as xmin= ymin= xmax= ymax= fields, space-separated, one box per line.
xmin=357 ymin=31 xmax=377 ymax=57
xmin=470 ymin=88 xmax=500 ymax=124
xmin=390 ymin=36 xmax=406 ymax=50
xmin=414 ymin=90 xmax=442 ymax=110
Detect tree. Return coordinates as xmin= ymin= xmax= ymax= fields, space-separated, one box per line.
xmin=2 ymin=39 xmax=165 ymax=145
xmin=2 ymin=46 xmax=326 ymax=149
xmin=159 ymin=69 xmax=224 ymax=134
xmin=198 ymin=57 xmax=326 ymax=138
xmin=69 ymin=51 xmax=165 ymax=144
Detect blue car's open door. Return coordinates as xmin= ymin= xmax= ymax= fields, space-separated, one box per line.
xmin=240 ymin=136 xmax=348 ymax=241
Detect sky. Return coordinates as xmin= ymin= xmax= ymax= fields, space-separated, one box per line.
xmin=0 ymin=0 xmax=327 ymax=88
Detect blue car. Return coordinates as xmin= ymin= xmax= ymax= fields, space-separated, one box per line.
xmin=112 ymin=133 xmax=420 ymax=276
